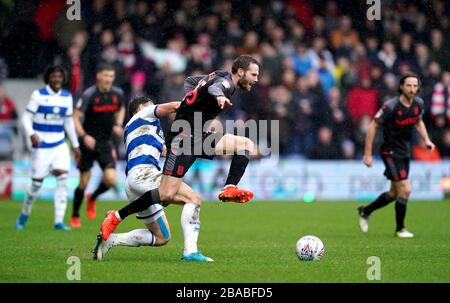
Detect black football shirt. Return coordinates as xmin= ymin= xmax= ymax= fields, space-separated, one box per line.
xmin=374 ymin=96 xmax=425 ymax=157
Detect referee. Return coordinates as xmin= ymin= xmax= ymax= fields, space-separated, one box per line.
xmin=70 ymin=63 xmax=125 ymax=228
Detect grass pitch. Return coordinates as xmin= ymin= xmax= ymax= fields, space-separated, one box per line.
xmin=0 ymin=199 xmax=449 ymax=282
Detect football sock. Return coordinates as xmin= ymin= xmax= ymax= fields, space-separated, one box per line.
xmin=91 ymin=181 xmax=110 ymax=201
xmin=225 ymin=150 xmax=251 ymax=186
xmin=110 ymin=229 xmax=155 ymax=247
xmin=181 ymin=203 xmax=201 ymax=255
xmin=72 ymin=187 xmax=85 ymax=217
xmin=363 ymin=192 xmax=395 ymax=216
xmin=118 ymin=189 xmax=160 ymax=219
xmin=22 ymin=179 xmax=42 ymax=215
xmin=54 ymin=174 xmax=68 ymax=224
xmin=395 ymin=197 xmax=408 ymax=231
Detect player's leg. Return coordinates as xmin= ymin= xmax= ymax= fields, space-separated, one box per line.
xmin=393 ymin=179 xmax=413 ymax=238
xmin=214 ymin=134 xmax=255 ymax=203
xmin=51 ymin=144 xmax=72 ymax=230
xmin=176 ymin=182 xmax=213 ymax=262
xmin=71 ymin=146 xmax=94 ymax=227
xmin=71 ymin=170 xmax=90 ymax=227
xmin=358 ymin=153 xmax=400 ymax=232
xmin=16 ymin=148 xmax=48 ymax=230
xmin=94 ymin=208 xmax=170 ymax=261
xmin=87 ymin=143 xmax=116 ymax=220
xmin=357 ymin=182 xmax=397 ymax=233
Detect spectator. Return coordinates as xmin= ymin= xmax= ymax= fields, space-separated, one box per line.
xmin=378 ymin=41 xmax=398 ymax=71
xmin=347 ymin=75 xmax=380 ymax=125
xmin=438 ymin=128 xmax=450 ymax=159
xmin=0 ymin=84 xmax=18 ymax=160
xmin=430 ymin=71 xmax=450 ymax=127
xmin=291 ymin=42 xmax=313 ymax=76
xmin=0 ymin=84 xmax=17 ymax=121
xmin=412 ymin=140 xmax=441 ymax=161
xmin=308 ymin=126 xmax=341 ymax=160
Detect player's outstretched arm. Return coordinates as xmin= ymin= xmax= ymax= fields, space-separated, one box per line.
xmin=363 ymin=120 xmax=379 ymax=167
xmin=155 ymin=101 xmax=181 ymax=117
xmin=415 ymin=120 xmax=435 ymax=150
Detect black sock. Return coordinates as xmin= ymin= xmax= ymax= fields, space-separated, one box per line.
xmin=395 ymin=197 xmax=408 ymax=231
xmin=91 ymin=181 xmax=110 ymax=201
xmin=118 ymin=189 xmax=161 ymax=219
xmin=225 ymin=151 xmax=250 ymax=186
xmin=72 ymin=187 xmax=85 ymax=217
xmin=364 ymin=192 xmax=395 ymax=216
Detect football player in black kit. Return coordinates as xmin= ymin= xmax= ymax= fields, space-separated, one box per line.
xmin=358 ymin=73 xmax=435 ymax=238
xmin=100 ymin=56 xmax=260 ymax=261
xmin=70 ymin=63 xmax=125 ymax=228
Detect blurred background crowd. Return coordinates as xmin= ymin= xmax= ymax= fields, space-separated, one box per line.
xmin=0 ymin=0 xmax=450 ymax=161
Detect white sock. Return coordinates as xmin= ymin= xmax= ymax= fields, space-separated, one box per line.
xmin=181 ymin=203 xmax=200 ymax=255
xmin=54 ymin=174 xmax=68 ymax=224
xmin=22 ymin=179 xmax=42 ymax=215
xmin=110 ymin=229 xmax=155 ymax=247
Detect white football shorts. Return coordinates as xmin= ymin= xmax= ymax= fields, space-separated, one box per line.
xmin=31 ymin=143 xmax=70 ymax=179
xmin=125 ymin=165 xmax=164 ymax=224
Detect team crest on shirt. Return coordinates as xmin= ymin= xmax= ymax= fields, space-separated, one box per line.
xmin=95 ymin=96 xmax=100 ymax=104
xmin=222 ymin=80 xmax=231 ymax=88
xmin=414 ymin=106 xmax=419 ymax=115
xmin=397 ymin=110 xmax=402 ymax=116
xmin=53 ymin=107 xmax=60 ymax=114
xmin=112 ymin=96 xmax=118 ymax=104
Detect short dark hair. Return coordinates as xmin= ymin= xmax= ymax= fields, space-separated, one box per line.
xmin=96 ymin=62 xmax=116 ymax=73
xmin=128 ymin=96 xmax=153 ymax=116
xmin=231 ymin=55 xmax=260 ymax=74
xmin=398 ymin=73 xmax=421 ymax=93
xmin=44 ymin=65 xmax=67 ymax=85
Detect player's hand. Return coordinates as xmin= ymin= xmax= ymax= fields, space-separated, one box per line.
xmin=113 ymin=125 xmax=123 ymax=138
xmin=83 ymin=134 xmax=96 ymax=150
xmin=425 ymin=140 xmax=435 ymax=151
xmin=363 ymin=154 xmax=373 ymax=167
xmin=217 ymin=96 xmax=233 ymax=109
xmin=30 ymin=134 xmax=40 ymax=148
xmin=72 ymin=147 xmax=81 ymax=163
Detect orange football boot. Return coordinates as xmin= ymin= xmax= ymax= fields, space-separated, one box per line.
xmin=101 ymin=210 xmax=120 ymax=241
xmin=218 ymin=185 xmax=254 ymax=203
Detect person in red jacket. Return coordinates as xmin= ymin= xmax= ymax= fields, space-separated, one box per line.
xmin=347 ymin=75 xmax=380 ymax=125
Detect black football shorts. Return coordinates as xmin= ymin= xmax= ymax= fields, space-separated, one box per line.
xmin=380 ymin=152 xmax=410 ymax=181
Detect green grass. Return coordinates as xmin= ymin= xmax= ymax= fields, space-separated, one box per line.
xmin=0 ymin=199 xmax=449 ymax=282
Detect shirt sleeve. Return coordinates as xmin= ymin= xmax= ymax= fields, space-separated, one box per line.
xmin=65 ymin=95 xmax=74 ymax=116
xmin=138 ymin=105 xmax=158 ymax=119
xmin=374 ymin=103 xmax=392 ymax=125
xmin=207 ymin=77 xmax=233 ymax=99
xmin=76 ymin=92 xmax=90 ymax=114
xmin=25 ymin=90 xmax=40 ymax=113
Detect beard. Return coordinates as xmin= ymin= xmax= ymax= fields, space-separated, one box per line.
xmin=238 ymin=77 xmax=251 ymax=91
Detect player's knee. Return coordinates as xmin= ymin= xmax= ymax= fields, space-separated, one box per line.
xmin=237 ymin=137 xmax=254 ymax=154
xmin=244 ymin=138 xmax=255 ymax=154
xmin=398 ymin=183 xmax=411 ymax=197
xmin=159 ymin=188 xmax=176 ymax=202
xmin=103 ymin=176 xmax=116 ymax=187
xmin=192 ymin=192 xmax=202 ymax=205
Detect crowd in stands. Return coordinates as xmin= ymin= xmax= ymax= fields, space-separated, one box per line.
xmin=1 ymin=0 xmax=450 ymax=161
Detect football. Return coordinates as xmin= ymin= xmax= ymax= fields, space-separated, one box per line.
xmin=296 ymin=235 xmax=325 ymax=261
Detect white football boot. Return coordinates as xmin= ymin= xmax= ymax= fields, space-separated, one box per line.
xmin=93 ymin=233 xmax=114 ymax=260
xmin=357 ymin=206 xmax=369 ymax=233
xmin=395 ymin=228 xmax=414 ymax=238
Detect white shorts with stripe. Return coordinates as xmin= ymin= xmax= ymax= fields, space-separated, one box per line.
xmin=125 ymin=165 xmax=164 ymax=224
xmin=31 ymin=142 xmax=70 ymax=179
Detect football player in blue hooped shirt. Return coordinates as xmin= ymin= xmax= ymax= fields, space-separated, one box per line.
xmin=16 ymin=65 xmax=81 ymax=231
xmin=93 ymin=97 xmax=213 ymax=262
